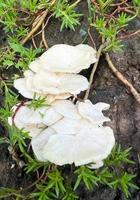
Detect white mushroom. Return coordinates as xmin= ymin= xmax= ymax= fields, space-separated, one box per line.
xmin=14 ymin=78 xmax=35 ymax=99
xmin=45 ymin=93 xmax=71 ymax=103
xmin=8 ymin=104 xmax=47 ymax=137
xmin=14 ymin=44 xmax=96 ymax=101
xmin=14 ymin=77 xmax=71 ymax=102
xmin=26 ymin=70 xmax=89 ymax=95
xmin=14 ymin=69 xmax=88 ymax=99
xmin=31 ymin=99 xmax=115 ymax=167
xmin=42 ymin=106 xmax=62 ymax=126
xmin=30 ymin=44 xmax=97 ymax=73
xmin=52 ymin=100 xmax=81 ymax=119
xmin=10 ymin=42 xmax=114 ymax=168
xmin=77 ymin=100 xmax=111 ymax=126
xmin=32 ymin=125 xmax=115 ymax=166
xmin=31 ymin=127 xmax=57 ymax=161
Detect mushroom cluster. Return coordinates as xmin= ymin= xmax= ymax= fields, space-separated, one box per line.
xmin=14 ymin=44 xmax=97 ymax=103
xmin=9 ymin=44 xmax=115 ymax=169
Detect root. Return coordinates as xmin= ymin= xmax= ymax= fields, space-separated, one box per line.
xmin=106 ymin=53 xmax=140 ymax=104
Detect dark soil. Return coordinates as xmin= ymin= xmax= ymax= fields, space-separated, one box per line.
xmin=0 ymin=1 xmax=140 ymax=199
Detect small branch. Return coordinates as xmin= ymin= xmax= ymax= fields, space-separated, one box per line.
xmin=33 ymin=14 xmax=53 ymax=37
xmin=88 ymin=28 xmax=96 ymax=50
xmin=111 ymin=0 xmax=127 ymax=7
xmin=106 ymin=53 xmax=140 ymax=104
xmin=21 ymin=10 xmax=48 ymax=45
xmin=119 ymin=29 xmax=140 ymax=39
xmin=84 ymin=44 xmax=105 ymax=100
xmin=42 ymin=22 xmax=49 ymax=49
xmin=32 ymin=36 xmax=37 ymax=49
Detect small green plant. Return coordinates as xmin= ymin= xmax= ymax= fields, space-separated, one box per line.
xmin=0 ymin=187 xmax=23 ymax=199
xmin=30 ymin=183 xmax=57 ymax=200
xmin=74 ymin=166 xmax=99 ymax=190
xmin=25 ymin=154 xmax=49 ymax=173
xmin=89 ymin=0 xmax=139 ymax=52
xmin=105 ymin=145 xmax=135 ymax=166
xmin=30 ymin=169 xmax=66 ymax=199
xmin=92 ymin=12 xmax=134 ymax=52
xmin=9 ymin=41 xmax=42 ymax=69
xmin=8 ymin=126 xmax=30 ymax=153
xmin=0 ymin=85 xmax=18 ymax=122
xmin=73 ymin=145 xmax=138 ymax=198
xmin=109 ymin=172 xmax=139 ymax=198
xmin=62 ymin=191 xmax=78 ymax=200
xmin=28 ymin=95 xmax=49 ymax=110
xmin=0 ymin=85 xmax=29 ymax=153
xmin=96 ymin=0 xmax=114 ymax=13
xmin=52 ymin=0 xmax=82 ymax=31
xmin=0 ymin=137 xmax=10 ymax=144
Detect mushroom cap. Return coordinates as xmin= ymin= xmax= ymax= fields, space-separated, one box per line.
xmin=45 ymin=93 xmax=71 ymax=103
xmin=43 ymin=106 xmax=62 ymax=126
xmin=31 ymin=99 xmax=115 ymax=167
xmin=10 ymin=102 xmax=67 ymax=135
xmin=14 ymin=78 xmax=35 ymax=99
xmin=13 ymin=104 xmax=46 ymax=124
xmin=30 ymin=44 xmax=97 ymax=73
xmin=52 ymin=100 xmax=81 ymax=119
xmin=10 ymin=98 xmax=114 ymax=168
xmin=9 ymin=103 xmax=48 ymax=137
xmin=32 ymin=125 xmax=115 ymax=166
xmin=14 ymin=68 xmax=89 ymax=99
xmin=14 ymin=77 xmax=71 ymax=102
xmin=77 ymin=100 xmax=110 ymax=126
xmin=29 ymin=59 xmax=41 ymax=73
xmin=31 ymin=127 xmax=57 ymax=161
xmin=51 ymin=118 xmax=82 ymax=135
xmin=73 ymin=127 xmax=115 ymax=166
xmin=26 ymin=70 xmax=89 ymax=95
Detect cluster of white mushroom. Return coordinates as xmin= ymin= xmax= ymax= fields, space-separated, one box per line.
xmin=14 ymin=44 xmax=97 ymax=103
xmin=9 ymin=44 xmax=115 ymax=169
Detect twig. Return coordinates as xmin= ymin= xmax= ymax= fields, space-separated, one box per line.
xmin=42 ymin=22 xmax=49 ymax=49
xmin=22 ymin=167 xmax=46 ymax=192
xmin=119 ymin=29 xmax=140 ymax=39
xmin=39 ymin=40 xmax=43 ymax=48
xmin=111 ymin=0 xmax=127 ymax=7
xmin=84 ymin=44 xmax=105 ymax=100
xmin=138 ymin=153 xmax=140 ymax=164
xmin=21 ymin=10 xmax=48 ymax=45
xmin=21 ymin=0 xmax=56 ymax=45
xmin=88 ymin=28 xmax=96 ymax=50
xmin=32 ymin=36 xmax=37 ymax=49
xmin=106 ymin=53 xmax=140 ymax=104
xmin=33 ymin=14 xmax=53 ymax=37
